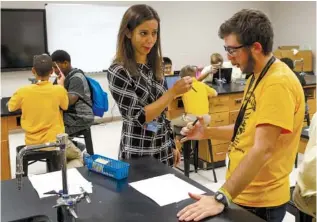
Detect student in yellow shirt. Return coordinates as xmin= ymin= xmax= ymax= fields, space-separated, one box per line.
xmin=171 ymin=65 xmax=217 ymax=128
xmin=177 ymin=9 xmax=305 ymax=222
xmin=171 ymin=65 xmax=217 ymax=151
xmin=8 ymin=54 xmax=83 ymax=168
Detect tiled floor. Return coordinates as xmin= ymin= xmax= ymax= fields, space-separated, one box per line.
xmin=8 ymin=120 xmax=302 ymax=222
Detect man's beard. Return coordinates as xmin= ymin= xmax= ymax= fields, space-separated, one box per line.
xmin=243 ymin=49 xmax=255 ymax=75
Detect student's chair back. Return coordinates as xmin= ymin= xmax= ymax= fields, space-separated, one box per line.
xmin=16 ymin=145 xmax=61 ymax=177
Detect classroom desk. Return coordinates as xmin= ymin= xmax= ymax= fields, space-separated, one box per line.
xmin=1 ymin=157 xmax=264 ymax=222
xmin=167 ymin=75 xmax=316 ymax=170
xmin=1 ymin=97 xmax=22 ymax=181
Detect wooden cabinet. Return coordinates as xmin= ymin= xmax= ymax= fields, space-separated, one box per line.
xmin=229 ymin=93 xmax=243 ymax=111
xmin=1 ymin=117 xmax=11 ymax=180
xmin=307 ymin=98 xmax=316 ymax=115
xmin=199 ymin=142 xmax=229 ymax=163
xmin=7 ymin=115 xmax=22 ymax=130
xmin=210 ymin=112 xmax=229 ymax=127
xmin=209 ymin=96 xmax=229 ymax=113
xmin=229 ymin=111 xmax=239 ymax=125
xmin=304 ymin=86 xmax=316 ymax=115
xmin=298 ymin=138 xmax=309 ymax=154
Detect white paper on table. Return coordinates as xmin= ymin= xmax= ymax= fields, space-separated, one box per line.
xmin=28 ymin=168 xmax=93 ymax=199
xmin=129 ymin=174 xmax=205 ymax=206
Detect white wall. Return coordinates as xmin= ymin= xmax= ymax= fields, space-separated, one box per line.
xmin=2 ymin=1 xmax=316 ymax=118
xmin=1 ymin=1 xmax=272 ymax=69
xmin=270 ymin=1 xmax=316 ymax=73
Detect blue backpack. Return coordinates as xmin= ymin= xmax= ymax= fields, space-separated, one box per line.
xmin=73 ymin=69 xmax=109 ymax=117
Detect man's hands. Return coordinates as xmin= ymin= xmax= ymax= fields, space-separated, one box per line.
xmin=177 ymin=193 xmax=225 ymax=221
xmin=180 ymin=117 xmax=208 ymax=143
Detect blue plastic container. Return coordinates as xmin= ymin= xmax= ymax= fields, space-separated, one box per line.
xmin=84 ymin=154 xmax=130 ymax=180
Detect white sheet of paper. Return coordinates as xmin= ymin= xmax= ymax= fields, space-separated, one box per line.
xmin=29 ymin=168 xmax=93 ymax=198
xmin=129 ymin=174 xmax=205 ymax=206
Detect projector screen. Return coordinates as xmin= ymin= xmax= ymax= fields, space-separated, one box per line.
xmin=45 ymin=4 xmax=128 ymax=72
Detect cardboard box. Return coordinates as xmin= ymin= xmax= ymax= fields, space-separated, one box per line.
xmin=278 ymin=45 xmax=300 ymax=50
xmin=274 ymin=49 xmax=313 ymax=72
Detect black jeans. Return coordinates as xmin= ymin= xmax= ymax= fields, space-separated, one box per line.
xmin=239 ymin=203 xmax=287 ymax=222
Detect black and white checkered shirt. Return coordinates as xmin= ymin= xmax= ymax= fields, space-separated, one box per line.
xmin=107 ymin=63 xmax=175 ymax=165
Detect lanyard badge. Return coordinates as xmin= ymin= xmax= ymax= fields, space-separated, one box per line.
xmin=145 ymin=121 xmax=159 ymax=133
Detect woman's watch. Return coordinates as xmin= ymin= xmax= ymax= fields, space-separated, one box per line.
xmin=215 ymin=191 xmax=230 ymax=208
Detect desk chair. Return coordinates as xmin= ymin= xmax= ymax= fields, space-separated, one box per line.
xmin=173 ymin=126 xmax=218 ymax=182
xmin=69 ymin=128 xmax=94 ymax=155
xmin=174 ymin=125 xmax=198 ymax=176
xmin=16 ymin=145 xmax=61 ymax=177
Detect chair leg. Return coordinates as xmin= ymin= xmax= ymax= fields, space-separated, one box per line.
xmin=46 ymin=159 xmax=52 ymax=172
xmin=207 ymin=139 xmax=217 ymax=183
xmin=84 ymin=128 xmax=94 ymax=155
xmin=183 ymin=141 xmax=191 ymax=177
xmin=23 ymin=158 xmax=28 ymax=177
xmin=194 ymin=141 xmax=199 ymax=173
xmin=50 ymin=152 xmax=62 ymax=172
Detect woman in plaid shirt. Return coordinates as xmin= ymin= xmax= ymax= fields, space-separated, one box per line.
xmin=107 ymin=4 xmax=193 ymax=166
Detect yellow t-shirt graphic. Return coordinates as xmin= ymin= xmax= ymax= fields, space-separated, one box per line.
xmin=227 ymin=60 xmax=305 ymax=207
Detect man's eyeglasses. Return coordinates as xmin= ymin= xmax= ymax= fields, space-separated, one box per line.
xmin=224 ymin=45 xmax=246 ymax=56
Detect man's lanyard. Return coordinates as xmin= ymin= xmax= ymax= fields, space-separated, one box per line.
xmin=231 ymin=56 xmax=276 ymax=142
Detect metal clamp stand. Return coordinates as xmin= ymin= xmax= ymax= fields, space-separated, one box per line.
xmin=16 ymin=134 xmax=91 ymax=222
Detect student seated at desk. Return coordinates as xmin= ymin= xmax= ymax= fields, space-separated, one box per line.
xmin=197 ymin=53 xmax=223 ymax=82
xmin=163 ymin=57 xmax=173 ymax=76
xmin=197 ymin=53 xmax=242 ymax=82
xmin=171 ymin=65 xmax=217 ymax=150
xmin=8 ymin=54 xmax=83 ymax=168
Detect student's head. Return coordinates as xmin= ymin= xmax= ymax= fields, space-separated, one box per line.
xmin=115 ymin=4 xmax=163 ymax=80
xmin=32 ymin=54 xmax=53 ymax=79
xmin=163 ymin=57 xmax=173 ymax=75
xmin=210 ymin=53 xmax=224 ymax=68
xmin=51 ymin=50 xmax=72 ymax=75
xmin=218 ymin=9 xmax=274 ymax=75
xmin=280 ymin=57 xmax=294 ymax=70
xmin=180 ymin=65 xmax=196 ymax=78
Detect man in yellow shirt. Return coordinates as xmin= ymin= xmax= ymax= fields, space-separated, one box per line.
xmin=177 ymin=9 xmax=305 ymax=222
xmin=8 ymin=54 xmax=83 ymax=168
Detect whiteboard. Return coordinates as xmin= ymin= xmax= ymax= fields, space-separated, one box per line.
xmin=45 ymin=4 xmax=128 ymax=72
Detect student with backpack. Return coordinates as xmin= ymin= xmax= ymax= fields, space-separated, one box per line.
xmin=51 ymin=50 xmax=95 ymax=136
